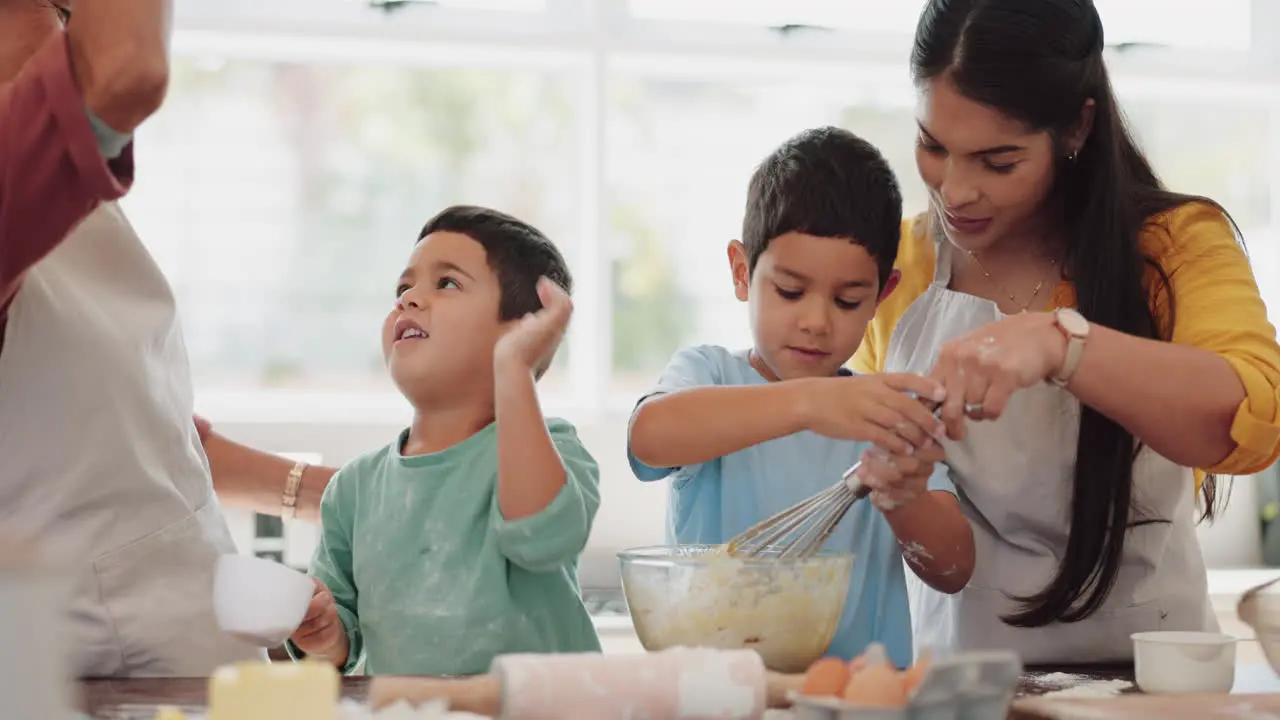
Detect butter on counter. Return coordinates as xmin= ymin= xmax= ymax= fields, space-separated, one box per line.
xmin=208 ymin=660 xmax=339 ymax=720
xmin=153 ymin=707 xmax=188 ymax=720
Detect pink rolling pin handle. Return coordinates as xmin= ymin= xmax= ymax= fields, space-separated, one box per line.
xmin=492 ymin=648 xmax=767 ymax=720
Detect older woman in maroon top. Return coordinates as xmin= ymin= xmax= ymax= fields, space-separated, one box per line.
xmin=0 ymin=0 xmax=281 ymax=676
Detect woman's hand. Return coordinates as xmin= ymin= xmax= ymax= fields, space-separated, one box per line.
xmin=928 ymin=311 xmax=1067 ymax=439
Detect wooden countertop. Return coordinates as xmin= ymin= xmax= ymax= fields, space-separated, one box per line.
xmin=79 ymin=665 xmax=1146 ymax=719
xmin=77 ymin=663 xmax=1280 ymax=719
xmin=1010 ymin=663 xmax=1280 ymax=719
xmin=80 ymin=677 xmax=372 ymax=719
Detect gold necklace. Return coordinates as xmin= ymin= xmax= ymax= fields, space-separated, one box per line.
xmin=966 ymin=250 xmax=1056 ymax=313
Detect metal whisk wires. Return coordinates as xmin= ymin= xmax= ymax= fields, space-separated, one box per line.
xmin=723 ymin=462 xmax=870 ymax=560
xmin=723 ymin=398 xmax=964 ymax=561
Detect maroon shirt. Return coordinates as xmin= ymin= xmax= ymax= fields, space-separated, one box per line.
xmin=0 ymin=31 xmax=134 ymax=325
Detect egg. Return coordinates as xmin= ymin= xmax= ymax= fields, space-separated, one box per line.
xmin=900 ymin=648 xmax=931 ymax=695
xmin=841 ymin=643 xmax=908 ymax=709
xmin=800 ymin=656 xmax=849 ymax=697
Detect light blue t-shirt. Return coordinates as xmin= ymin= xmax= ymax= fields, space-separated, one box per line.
xmin=627 ymin=345 xmax=955 ymax=669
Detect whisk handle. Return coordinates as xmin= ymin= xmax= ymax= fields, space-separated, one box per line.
xmin=841 ymin=462 xmax=871 ymax=500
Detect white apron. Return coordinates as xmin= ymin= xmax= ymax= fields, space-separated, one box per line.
xmin=0 ymin=203 xmax=261 ymax=676
xmin=886 ymin=234 xmax=1216 ymax=664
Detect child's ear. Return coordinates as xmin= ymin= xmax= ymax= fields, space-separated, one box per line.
xmin=876 ymin=269 xmax=901 ymax=304
xmin=727 ymin=240 xmax=750 ymax=302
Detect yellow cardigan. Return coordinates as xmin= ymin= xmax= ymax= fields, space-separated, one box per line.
xmin=852 ymin=202 xmax=1280 ymax=483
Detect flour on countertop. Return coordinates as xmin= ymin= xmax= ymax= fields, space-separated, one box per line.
xmin=1021 ymin=671 xmax=1134 ymax=699
xmin=1025 ymin=671 xmax=1089 ymax=688
xmin=1039 ymin=679 xmax=1133 ymax=698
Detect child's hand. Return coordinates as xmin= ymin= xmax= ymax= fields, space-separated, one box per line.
xmin=801 ymin=373 xmax=946 ymax=455
xmin=290 ymin=577 xmax=346 ymax=659
xmin=855 ymin=439 xmax=945 ymax=512
xmin=494 ymin=277 xmax=573 ymax=374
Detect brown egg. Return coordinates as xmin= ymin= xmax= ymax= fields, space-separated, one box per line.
xmin=801 ymin=656 xmax=849 ymax=697
xmin=900 ymin=649 xmax=931 ymax=695
xmin=847 ymin=652 xmax=868 ymax=676
xmin=841 ymin=644 xmax=908 ymax=709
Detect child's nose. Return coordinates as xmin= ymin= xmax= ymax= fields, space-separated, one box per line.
xmin=798 ymin=297 xmax=830 ymax=334
xmin=400 ymin=288 xmax=428 ymax=310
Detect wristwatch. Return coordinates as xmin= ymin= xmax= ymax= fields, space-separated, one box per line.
xmin=1050 ymin=307 xmax=1090 ymax=387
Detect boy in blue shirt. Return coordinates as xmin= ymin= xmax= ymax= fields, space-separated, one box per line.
xmin=628 ymin=127 xmax=975 ymax=669
xmin=288 ymin=205 xmax=602 ymax=675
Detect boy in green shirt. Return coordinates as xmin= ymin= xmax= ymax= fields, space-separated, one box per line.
xmin=286 ymin=205 xmax=602 ymax=675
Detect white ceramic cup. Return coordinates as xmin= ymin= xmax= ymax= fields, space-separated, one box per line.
xmin=213 ymin=553 xmax=314 ymax=647
xmin=1131 ymin=630 xmax=1237 ymax=694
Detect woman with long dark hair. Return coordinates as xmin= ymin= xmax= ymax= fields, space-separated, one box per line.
xmin=854 ymin=0 xmax=1280 ymax=662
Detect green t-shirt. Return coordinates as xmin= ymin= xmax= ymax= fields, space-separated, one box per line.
xmin=298 ymin=418 xmax=602 ymax=675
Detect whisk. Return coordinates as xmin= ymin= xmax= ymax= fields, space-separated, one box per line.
xmin=723 ymin=399 xmax=978 ymax=560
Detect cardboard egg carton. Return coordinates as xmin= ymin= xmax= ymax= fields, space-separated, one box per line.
xmin=789 ymin=650 xmax=1022 ymax=720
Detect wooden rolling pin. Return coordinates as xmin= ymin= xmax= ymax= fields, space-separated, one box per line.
xmin=368 ymin=648 xmax=805 ymax=719
xmin=369 ymin=675 xmax=502 ymax=716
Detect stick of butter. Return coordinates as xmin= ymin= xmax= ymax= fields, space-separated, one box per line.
xmin=208 ymin=660 xmax=339 ymax=720
xmin=153 ymin=707 xmax=187 ymax=720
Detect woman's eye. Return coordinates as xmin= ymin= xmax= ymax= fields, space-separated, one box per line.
xmin=916 ymin=139 xmax=945 ymax=155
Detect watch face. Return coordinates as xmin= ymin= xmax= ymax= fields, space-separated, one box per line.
xmin=1060 ymin=309 xmax=1089 ymax=336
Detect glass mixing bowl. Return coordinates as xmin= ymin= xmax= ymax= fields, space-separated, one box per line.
xmin=617 ymin=544 xmax=854 ymax=673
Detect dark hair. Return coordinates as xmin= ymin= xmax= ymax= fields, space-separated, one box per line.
xmin=742 ymin=126 xmax=904 ymax=289
xmin=418 ymin=204 xmax=573 ymax=322
xmin=913 ymin=0 xmax=1235 ymax=627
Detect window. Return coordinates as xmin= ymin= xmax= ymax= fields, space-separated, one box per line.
xmin=1123 ymin=94 xmax=1278 ymax=330
xmin=142 ymin=0 xmax=1280 ymax=415
xmin=1094 ymin=0 xmax=1251 ymax=50
xmin=1126 ymin=99 xmax=1271 ymax=230
xmin=605 ymin=72 xmax=920 ymax=394
xmin=149 ymin=0 xmax=1280 ymax=421
xmin=125 ymin=57 xmax=581 ymax=403
xmin=163 ymin=0 xmax=1278 ymax=576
